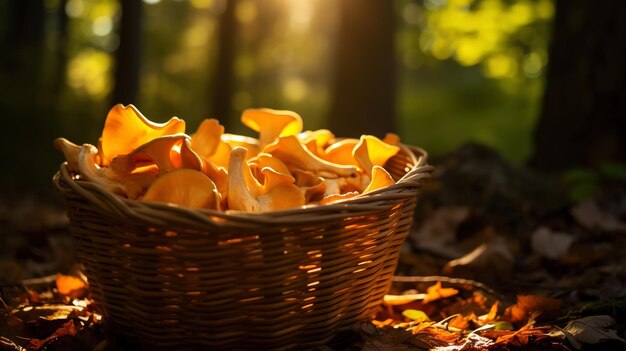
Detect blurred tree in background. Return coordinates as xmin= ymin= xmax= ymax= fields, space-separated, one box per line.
xmin=330 ymin=0 xmax=395 ymax=138
xmin=5 ymin=0 xmax=621 ymax=194
xmin=531 ymin=0 xmax=626 ymax=171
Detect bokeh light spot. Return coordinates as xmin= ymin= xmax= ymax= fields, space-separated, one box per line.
xmin=92 ymin=17 xmax=113 ymax=37
xmin=190 ymin=0 xmax=213 ymax=10
xmin=236 ymin=0 xmax=257 ymax=24
xmin=403 ymin=4 xmax=423 ymax=25
xmin=283 ymin=78 xmax=308 ymax=102
xmin=65 ymin=0 xmax=84 ymax=18
xmin=67 ymin=49 xmax=112 ymax=99
xmin=523 ymin=52 xmax=543 ymax=78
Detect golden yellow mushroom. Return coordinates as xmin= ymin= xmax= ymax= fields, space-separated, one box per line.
xmin=222 ymin=133 xmax=260 ymax=158
xmin=77 ymin=144 xmax=150 ymax=199
xmin=191 ymin=119 xmax=232 ymax=169
xmin=110 ymin=134 xmax=192 ymax=174
xmin=323 ymin=175 xmax=364 ymax=196
xmin=179 ymin=138 xmax=204 ymax=171
xmin=99 ymin=104 xmax=185 ymax=166
xmin=54 ymin=138 xmax=81 ymax=172
xmin=241 ymin=108 xmax=303 ymax=147
xmin=323 ymin=139 xmax=359 ymax=166
xmin=291 ymin=169 xmax=327 ymax=203
xmin=383 ymin=132 xmax=400 ymax=146
xmin=363 ymin=166 xmax=395 ymax=194
xmin=248 ymin=153 xmax=291 ymax=182
xmin=353 ymin=135 xmax=400 ymax=174
xmin=264 ymin=136 xmax=359 ymax=177
xmin=298 ymin=129 xmax=335 ymax=157
xmin=227 ymin=147 xmax=304 ymax=212
xmin=143 ymin=169 xmax=221 ymax=210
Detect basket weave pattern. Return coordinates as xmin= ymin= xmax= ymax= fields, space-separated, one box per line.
xmin=54 ymin=145 xmax=432 ymax=350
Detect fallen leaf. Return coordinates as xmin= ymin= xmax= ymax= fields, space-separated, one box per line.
xmin=494 ymin=321 xmax=514 ymax=331
xmin=402 ymin=309 xmax=430 ymax=322
xmin=423 ymin=282 xmax=459 ymax=304
xmin=412 ymin=206 xmax=470 ymax=259
xmin=562 ymin=315 xmax=625 ymax=349
xmin=531 ymin=226 xmax=575 ymax=259
xmin=28 ymin=320 xmax=78 ymax=351
xmin=55 ymin=274 xmax=87 ymax=297
xmin=571 ymin=200 xmax=626 ymax=233
xmin=448 ymin=314 xmax=471 ymax=330
xmin=504 ymin=295 xmax=562 ymax=325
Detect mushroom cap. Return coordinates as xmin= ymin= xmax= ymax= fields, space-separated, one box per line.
xmin=110 ymin=134 xmax=190 ymax=174
xmin=249 ymin=153 xmax=291 ymax=181
xmin=298 ymin=129 xmax=335 ymax=157
xmin=100 ymin=104 xmax=185 ymax=166
xmin=323 ymin=139 xmax=359 ymax=166
xmin=227 ymin=147 xmax=304 ymax=212
xmin=258 ymin=168 xmax=305 ymax=211
xmin=264 ymin=136 xmax=359 ymax=177
xmin=77 ymin=144 xmax=145 ymax=199
xmin=222 ymin=133 xmax=260 ymax=158
xmin=292 ymin=169 xmax=326 ymax=203
xmin=191 ymin=119 xmax=231 ymax=169
xmin=54 ymin=137 xmax=81 ymax=172
xmin=383 ymin=132 xmax=400 ymax=146
xmin=241 ymin=108 xmax=303 ymax=147
xmin=353 ymin=135 xmax=400 ymax=173
xmin=363 ymin=166 xmax=395 ymax=194
xmin=142 ymin=169 xmax=221 ymax=210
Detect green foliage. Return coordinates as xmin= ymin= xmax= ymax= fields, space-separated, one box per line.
xmin=599 ymin=162 xmax=626 ymax=182
xmin=415 ymin=0 xmax=554 ymax=79
xmin=563 ymin=162 xmax=626 ymax=202
xmin=494 ymin=321 xmax=514 ymax=330
xmin=402 ymin=309 xmax=431 ymax=322
xmin=396 ymin=0 xmax=550 ymax=162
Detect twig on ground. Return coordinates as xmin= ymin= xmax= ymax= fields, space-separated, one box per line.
xmin=392 ymin=275 xmax=505 ymax=301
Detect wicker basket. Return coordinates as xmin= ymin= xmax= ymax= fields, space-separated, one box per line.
xmin=53 ymin=144 xmax=432 ymax=350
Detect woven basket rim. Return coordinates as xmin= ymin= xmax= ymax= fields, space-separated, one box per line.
xmin=53 ymin=143 xmax=432 ymax=229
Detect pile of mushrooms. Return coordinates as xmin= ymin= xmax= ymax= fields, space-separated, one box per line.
xmin=55 ymin=104 xmax=403 ymax=213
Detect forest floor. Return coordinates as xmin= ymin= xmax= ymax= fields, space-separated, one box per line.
xmin=1 ymin=143 xmax=625 ymax=351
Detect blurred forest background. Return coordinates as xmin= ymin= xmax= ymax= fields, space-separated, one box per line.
xmin=0 ymin=0 xmax=624 ymax=192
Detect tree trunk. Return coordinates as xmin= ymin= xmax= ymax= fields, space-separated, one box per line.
xmin=530 ymin=0 xmax=626 ymax=171
xmin=113 ymin=0 xmax=143 ymax=105
xmin=211 ymin=0 xmax=238 ymax=128
xmin=51 ymin=0 xmax=69 ymax=98
xmin=329 ymin=0 xmax=396 ymax=138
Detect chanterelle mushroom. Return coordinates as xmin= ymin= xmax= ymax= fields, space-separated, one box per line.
xmin=323 ymin=138 xmax=359 ymax=166
xmin=383 ymin=133 xmax=400 ymax=146
xmin=222 ymin=133 xmax=260 ymax=158
xmin=227 ymin=147 xmax=304 ymax=212
xmin=54 ymin=138 xmax=81 ymax=172
xmin=291 ymin=169 xmax=326 ymax=203
xmin=191 ymin=119 xmax=231 ymax=169
xmin=353 ymin=135 xmax=400 ymax=174
xmin=99 ymin=104 xmax=185 ymax=166
xmin=248 ymin=153 xmax=290 ymax=182
xmin=241 ymin=108 xmax=303 ymax=147
xmin=298 ymin=129 xmax=335 ymax=157
xmin=263 ymin=136 xmax=359 ymax=177
xmin=110 ymin=134 xmax=197 ymax=174
xmin=142 ymin=169 xmax=221 ymax=210
xmin=77 ymin=144 xmax=149 ymax=199
xmin=363 ymin=166 xmax=395 ymax=194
